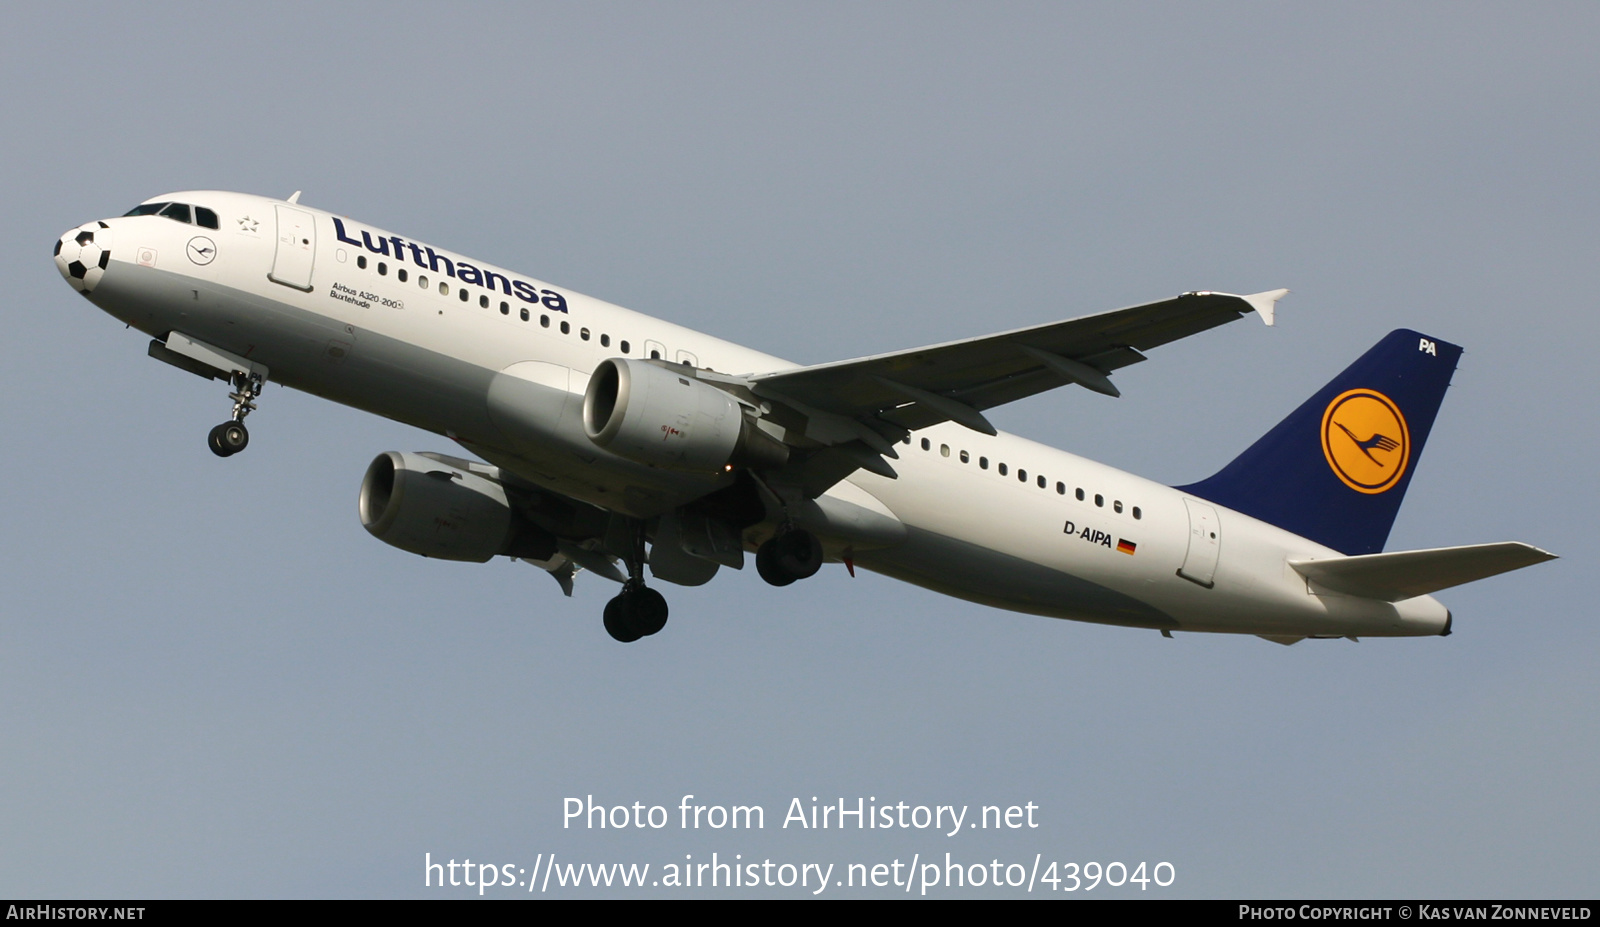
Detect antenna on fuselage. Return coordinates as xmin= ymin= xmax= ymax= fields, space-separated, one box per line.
xmin=286 ymin=191 xmax=302 ymax=204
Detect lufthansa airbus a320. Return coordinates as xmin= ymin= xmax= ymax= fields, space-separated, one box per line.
xmin=53 ymin=191 xmax=1554 ymax=643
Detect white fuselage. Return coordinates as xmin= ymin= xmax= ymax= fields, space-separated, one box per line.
xmin=65 ymin=191 xmax=1450 ymax=639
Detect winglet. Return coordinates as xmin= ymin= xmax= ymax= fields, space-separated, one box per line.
xmin=1241 ymin=288 xmax=1288 ymax=327
xmin=286 ymin=190 xmax=302 ymax=205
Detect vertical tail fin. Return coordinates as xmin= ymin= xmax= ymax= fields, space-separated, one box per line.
xmin=1175 ymin=329 xmax=1462 ymax=555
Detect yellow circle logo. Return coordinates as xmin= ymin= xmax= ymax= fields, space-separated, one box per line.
xmin=1321 ymin=388 xmax=1410 ymax=494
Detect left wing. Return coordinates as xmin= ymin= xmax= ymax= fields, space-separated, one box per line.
xmin=748 ymin=289 xmax=1285 ymax=439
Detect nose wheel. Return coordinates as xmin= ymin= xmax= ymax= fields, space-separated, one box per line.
xmin=208 ymin=371 xmax=264 ymax=458
xmin=208 ymin=421 xmax=249 ymax=457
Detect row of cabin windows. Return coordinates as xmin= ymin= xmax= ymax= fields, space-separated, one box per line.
xmin=910 ymin=435 xmax=1141 ymax=519
xmin=354 ymin=253 xmax=666 ymax=360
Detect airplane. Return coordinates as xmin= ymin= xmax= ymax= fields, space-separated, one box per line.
xmin=52 ymin=190 xmax=1555 ymax=644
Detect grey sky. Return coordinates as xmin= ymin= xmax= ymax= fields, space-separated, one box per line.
xmin=2 ymin=4 xmax=1594 ymax=897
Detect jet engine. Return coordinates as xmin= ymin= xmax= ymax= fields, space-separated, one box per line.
xmin=358 ymin=451 xmax=556 ymax=562
xmin=582 ymin=358 xmax=788 ymax=472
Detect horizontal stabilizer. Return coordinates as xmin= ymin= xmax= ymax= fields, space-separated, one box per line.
xmin=1290 ymin=542 xmax=1557 ymax=602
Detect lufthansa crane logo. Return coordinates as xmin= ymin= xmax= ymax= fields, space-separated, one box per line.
xmin=186 ymin=236 xmax=217 ymax=265
xmin=1321 ymin=388 xmax=1410 ymax=494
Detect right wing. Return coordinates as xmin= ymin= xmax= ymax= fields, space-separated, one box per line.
xmin=733 ymin=289 xmax=1284 ymax=490
xmin=749 ymin=289 xmax=1284 ymax=436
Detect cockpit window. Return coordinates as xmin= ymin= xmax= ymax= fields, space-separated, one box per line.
xmin=125 ymin=201 xmax=212 ymax=226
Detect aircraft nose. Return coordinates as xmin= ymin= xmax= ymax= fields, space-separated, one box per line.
xmin=54 ymin=221 xmax=113 ymax=293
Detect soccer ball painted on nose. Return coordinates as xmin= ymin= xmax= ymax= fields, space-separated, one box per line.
xmin=54 ymin=222 xmax=113 ymax=293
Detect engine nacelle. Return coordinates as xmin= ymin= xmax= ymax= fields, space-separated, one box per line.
xmin=583 ymin=358 xmax=787 ymax=472
xmin=359 ymin=451 xmax=552 ymax=562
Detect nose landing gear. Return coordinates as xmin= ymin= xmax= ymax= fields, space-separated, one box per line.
xmin=208 ymin=420 xmax=249 ymax=456
xmin=208 ymin=370 xmax=264 ymax=458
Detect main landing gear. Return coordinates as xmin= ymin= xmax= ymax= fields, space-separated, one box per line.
xmin=603 ymin=584 xmax=669 ymax=643
xmin=603 ymin=519 xmax=669 ymax=643
xmin=208 ymin=370 xmax=264 ymax=458
xmin=755 ymin=528 xmax=824 ymax=587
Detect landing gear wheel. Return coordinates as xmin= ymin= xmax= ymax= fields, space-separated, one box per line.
xmin=756 ymin=539 xmax=795 ymax=587
xmin=632 ymin=587 xmax=669 ymax=636
xmin=774 ymin=529 xmax=823 ymax=580
xmin=757 ymin=529 xmax=823 ymax=585
xmin=603 ymin=595 xmax=643 ymax=643
xmin=208 ymin=421 xmax=249 ymax=457
xmin=603 ymin=586 xmax=670 ymax=642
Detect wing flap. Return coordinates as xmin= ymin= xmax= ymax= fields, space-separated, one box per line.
xmin=1289 ymin=542 xmax=1557 ymax=602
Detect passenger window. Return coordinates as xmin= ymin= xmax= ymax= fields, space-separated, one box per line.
xmin=999 ymin=463 xmax=1008 ymax=476
xmin=1132 ymin=507 xmax=1142 ymax=520
xmin=479 ymin=295 xmax=489 ymax=308
xmin=560 ymin=321 xmax=570 ymax=334
xmin=600 ymin=334 xmax=610 ymax=347
xmin=940 ymin=444 xmax=949 ymax=457
xmin=1076 ymin=488 xmax=1085 ymax=501
xmin=921 ymin=438 xmax=931 ymax=451
xmin=1114 ymin=500 xmax=1123 ymax=513
xmin=520 ymin=308 xmax=529 ymax=321
xmin=439 ymin=282 xmax=449 ymax=295
xmin=419 ymin=275 xmax=428 ymax=288
xmin=1095 ymin=494 xmax=1104 ymax=507
xmin=979 ymin=456 xmax=988 ymax=469
xmin=459 ymin=288 xmax=469 ymax=301
xmin=159 ymin=203 xmax=192 ymax=224
xmin=357 ymin=255 xmax=367 ymax=269
xmin=194 ymin=206 xmax=219 ymax=229
xmin=1037 ymin=475 xmax=1046 ymax=489
xmin=1056 ymin=481 xmax=1065 ymax=495
xmin=581 ymin=328 xmax=591 ymax=341
xmin=959 ymin=450 xmax=969 ymax=463
xmin=540 ymin=315 xmax=550 ymax=328
xmin=500 ymin=301 xmax=509 ymax=315
xmin=1018 ymin=468 xmax=1027 ymax=482
xmin=398 ymin=268 xmax=408 ymax=282
xmin=650 ymin=349 xmax=661 ymax=359
xmin=620 ymin=340 xmax=630 ymax=354
xmin=378 ymin=262 xmax=387 ymax=275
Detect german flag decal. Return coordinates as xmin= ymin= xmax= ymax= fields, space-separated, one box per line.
xmin=1117 ymin=539 xmax=1137 ymax=556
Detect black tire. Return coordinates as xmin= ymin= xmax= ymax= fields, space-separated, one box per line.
xmin=208 ymin=424 xmax=232 ymax=457
xmin=774 ymin=529 xmax=823 ymax=580
xmin=603 ymin=594 xmax=643 ymax=643
xmin=216 ymin=421 xmax=249 ymax=455
xmin=633 ymin=587 xmax=669 ymax=636
xmin=756 ymin=538 xmax=796 ymax=587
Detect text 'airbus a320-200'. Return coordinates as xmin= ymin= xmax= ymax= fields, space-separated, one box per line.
xmin=53 ymin=191 xmax=1555 ymax=643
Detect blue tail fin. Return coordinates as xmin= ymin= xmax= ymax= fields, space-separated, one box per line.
xmin=1175 ymin=329 xmax=1462 ymax=555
